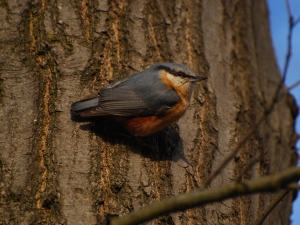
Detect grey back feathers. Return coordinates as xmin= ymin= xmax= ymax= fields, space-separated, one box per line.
xmin=71 ymin=63 xmax=197 ymax=117
xmin=97 ymin=64 xmax=181 ymax=116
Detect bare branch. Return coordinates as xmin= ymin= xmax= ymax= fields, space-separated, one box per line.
xmin=253 ymin=190 xmax=290 ymax=225
xmin=111 ymin=167 xmax=300 ymax=225
xmin=204 ymin=0 xmax=300 ymax=187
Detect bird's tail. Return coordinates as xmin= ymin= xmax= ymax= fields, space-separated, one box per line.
xmin=71 ymin=97 xmax=99 ymax=116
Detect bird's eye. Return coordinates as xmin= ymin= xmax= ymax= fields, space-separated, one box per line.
xmin=177 ymin=72 xmax=183 ymax=76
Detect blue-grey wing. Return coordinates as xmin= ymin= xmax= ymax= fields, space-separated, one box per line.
xmin=87 ymin=72 xmax=180 ymax=117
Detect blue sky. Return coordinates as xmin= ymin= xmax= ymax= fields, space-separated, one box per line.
xmin=267 ymin=0 xmax=300 ymax=224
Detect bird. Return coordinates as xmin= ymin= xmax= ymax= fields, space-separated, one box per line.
xmin=71 ymin=62 xmax=207 ymax=137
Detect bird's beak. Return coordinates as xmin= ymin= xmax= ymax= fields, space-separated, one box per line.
xmin=190 ymin=76 xmax=208 ymax=82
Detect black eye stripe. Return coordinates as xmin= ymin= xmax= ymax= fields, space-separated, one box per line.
xmin=167 ymin=69 xmax=193 ymax=78
xmin=175 ymin=71 xmax=194 ymax=79
xmin=156 ymin=65 xmax=195 ymax=79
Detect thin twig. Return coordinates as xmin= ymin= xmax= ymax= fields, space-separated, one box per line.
xmin=111 ymin=167 xmax=300 ymax=225
xmin=253 ymin=190 xmax=290 ymax=225
xmin=287 ymin=183 xmax=300 ymax=189
xmin=204 ymin=0 xmax=299 ymax=186
xmin=287 ymin=80 xmax=300 ymax=92
xmin=236 ymin=151 xmax=264 ymax=182
xmin=282 ymin=0 xmax=294 ymax=82
xmin=282 ymin=24 xmax=292 ymax=82
xmin=275 ymin=79 xmax=300 ymax=105
xmin=285 ymin=0 xmax=292 ymax=18
xmin=295 ymin=16 xmax=300 ymax=26
xmin=204 ymin=113 xmax=265 ymax=186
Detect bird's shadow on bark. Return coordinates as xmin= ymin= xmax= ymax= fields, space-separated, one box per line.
xmin=71 ymin=115 xmax=189 ymax=163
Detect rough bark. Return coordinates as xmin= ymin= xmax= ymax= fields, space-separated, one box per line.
xmin=0 ymin=0 xmax=297 ymax=225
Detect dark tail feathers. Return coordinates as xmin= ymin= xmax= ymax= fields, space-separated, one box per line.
xmin=71 ymin=97 xmax=99 ymax=116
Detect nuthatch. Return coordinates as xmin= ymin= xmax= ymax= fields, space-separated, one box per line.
xmin=71 ymin=63 xmax=207 ymax=137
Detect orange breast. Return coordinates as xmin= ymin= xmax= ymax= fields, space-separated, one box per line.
xmin=119 ymin=101 xmax=187 ymax=137
xmin=118 ymin=70 xmax=191 ymax=136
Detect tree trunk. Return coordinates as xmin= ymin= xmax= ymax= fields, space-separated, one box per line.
xmin=0 ymin=0 xmax=297 ymax=225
